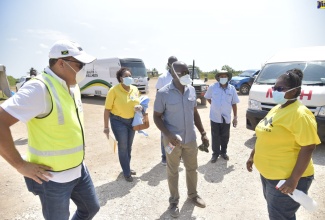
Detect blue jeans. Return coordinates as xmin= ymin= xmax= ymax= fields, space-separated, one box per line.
xmin=110 ymin=113 xmax=135 ymax=177
xmin=260 ymin=174 xmax=313 ymax=220
xmin=24 ymin=164 xmax=100 ymax=220
xmin=211 ymin=119 xmax=230 ymax=156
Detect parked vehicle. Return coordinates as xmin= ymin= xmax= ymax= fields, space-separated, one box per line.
xmin=79 ymin=58 xmax=149 ymax=96
xmin=189 ymin=67 xmax=209 ymax=105
xmin=229 ymin=69 xmax=260 ymax=95
xmin=246 ymin=46 xmax=325 ymax=142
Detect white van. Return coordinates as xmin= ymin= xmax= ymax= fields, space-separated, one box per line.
xmin=246 ymin=46 xmax=325 ymax=142
xmin=79 ymin=57 xmax=149 ymax=96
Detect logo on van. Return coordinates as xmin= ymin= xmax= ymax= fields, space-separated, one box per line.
xmin=266 ymin=88 xmax=313 ymax=100
xmin=317 ymin=1 xmax=325 ymax=8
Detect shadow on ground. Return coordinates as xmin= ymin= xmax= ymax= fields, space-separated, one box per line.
xmin=95 ymin=173 xmax=138 ymax=206
xmin=197 ymin=160 xmax=234 ymax=183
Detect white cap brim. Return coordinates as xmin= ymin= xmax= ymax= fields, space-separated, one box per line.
xmin=74 ymin=52 xmax=96 ymax=64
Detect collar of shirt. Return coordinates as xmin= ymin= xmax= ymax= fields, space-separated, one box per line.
xmin=44 ymin=66 xmax=69 ymax=92
xmin=217 ymin=82 xmax=230 ymax=90
xmin=170 ymin=80 xmax=190 ymax=93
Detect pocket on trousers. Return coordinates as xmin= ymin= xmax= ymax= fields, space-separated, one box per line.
xmin=24 ymin=176 xmax=43 ymax=196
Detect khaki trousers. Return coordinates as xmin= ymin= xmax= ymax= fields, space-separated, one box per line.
xmin=164 ymin=138 xmax=198 ymax=204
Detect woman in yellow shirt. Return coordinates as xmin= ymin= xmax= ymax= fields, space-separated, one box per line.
xmin=103 ymin=67 xmax=141 ymax=182
xmin=246 ymin=69 xmax=320 ymax=219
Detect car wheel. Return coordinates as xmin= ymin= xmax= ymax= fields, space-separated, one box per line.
xmin=239 ymin=84 xmax=250 ymax=95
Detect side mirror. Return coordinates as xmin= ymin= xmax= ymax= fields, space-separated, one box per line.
xmin=147 ymin=77 xmax=150 ymax=81
xmin=204 ymin=77 xmax=208 ymax=82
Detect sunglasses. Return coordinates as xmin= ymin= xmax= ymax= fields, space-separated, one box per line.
xmin=271 ymin=86 xmax=290 ymax=92
xmin=62 ymin=59 xmax=85 ymax=69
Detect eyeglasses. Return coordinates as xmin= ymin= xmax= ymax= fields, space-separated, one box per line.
xmin=62 ymin=59 xmax=85 ymax=70
xmin=271 ymin=86 xmax=290 ymax=92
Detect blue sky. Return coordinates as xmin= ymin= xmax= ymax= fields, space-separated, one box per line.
xmin=0 ymin=0 xmax=324 ymax=78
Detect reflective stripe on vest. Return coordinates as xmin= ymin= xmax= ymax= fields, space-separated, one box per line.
xmin=27 ymin=73 xmax=84 ymax=171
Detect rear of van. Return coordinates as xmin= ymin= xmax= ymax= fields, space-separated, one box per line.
xmin=246 ymin=46 xmax=325 ymax=142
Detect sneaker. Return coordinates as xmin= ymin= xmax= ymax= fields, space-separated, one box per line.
xmin=168 ymin=203 xmax=179 ymax=218
xmin=130 ymin=170 xmax=136 ymax=175
xmin=210 ymin=155 xmax=218 ymax=163
xmin=124 ymin=175 xmax=133 ymax=182
xmin=191 ymin=195 xmax=206 ymax=208
xmin=221 ymin=153 xmax=229 ymax=160
xmin=161 ymin=157 xmax=167 ymax=166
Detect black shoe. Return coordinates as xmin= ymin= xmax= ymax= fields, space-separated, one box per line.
xmin=221 ymin=153 xmax=229 ymax=160
xmin=124 ymin=175 xmax=133 ymax=182
xmin=168 ymin=203 xmax=179 ymax=218
xmin=210 ymin=155 xmax=218 ymax=163
xmin=130 ymin=170 xmax=136 ymax=175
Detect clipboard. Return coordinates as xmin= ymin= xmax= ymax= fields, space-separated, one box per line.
xmin=109 ymin=133 xmax=118 ymax=153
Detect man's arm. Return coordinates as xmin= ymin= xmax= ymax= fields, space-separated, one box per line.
xmin=153 ymin=111 xmax=180 ymax=146
xmin=0 ymin=107 xmax=52 ymax=184
xmin=232 ymin=104 xmax=238 ymax=127
xmin=194 ymin=107 xmax=209 ymax=145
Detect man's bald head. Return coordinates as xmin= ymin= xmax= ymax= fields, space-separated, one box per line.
xmin=168 ymin=56 xmax=178 ymax=67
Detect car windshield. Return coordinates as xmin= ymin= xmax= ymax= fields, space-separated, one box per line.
xmin=255 ymin=61 xmax=325 ymax=85
xmin=188 ymin=68 xmax=200 ymax=79
xmin=239 ymin=70 xmax=257 ymax=77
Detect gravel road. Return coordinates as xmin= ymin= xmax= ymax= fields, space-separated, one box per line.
xmin=1 ymin=78 xmax=324 ymax=220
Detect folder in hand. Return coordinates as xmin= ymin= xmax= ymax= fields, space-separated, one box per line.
xmin=109 ymin=133 xmax=117 ymax=153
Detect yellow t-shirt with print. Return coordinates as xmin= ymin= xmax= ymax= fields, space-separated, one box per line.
xmin=105 ymin=84 xmax=140 ymax=119
xmin=254 ymin=100 xmax=321 ymax=180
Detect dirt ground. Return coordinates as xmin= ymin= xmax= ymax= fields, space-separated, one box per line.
xmin=1 ymin=78 xmax=324 ymax=220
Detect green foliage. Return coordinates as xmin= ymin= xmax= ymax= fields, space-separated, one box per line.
xmin=7 ymin=76 xmax=17 ymax=86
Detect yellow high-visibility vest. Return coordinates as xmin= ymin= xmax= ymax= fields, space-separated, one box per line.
xmin=27 ymin=73 xmax=84 ymax=171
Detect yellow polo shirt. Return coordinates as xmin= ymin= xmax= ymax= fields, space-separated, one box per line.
xmin=254 ymin=101 xmax=321 ymax=180
xmin=105 ymin=84 xmax=140 ymax=119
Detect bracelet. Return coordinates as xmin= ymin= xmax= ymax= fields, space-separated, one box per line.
xmin=234 ymin=116 xmax=238 ymax=119
xmin=103 ymin=128 xmax=109 ymax=131
xmin=201 ymin=131 xmax=207 ymax=136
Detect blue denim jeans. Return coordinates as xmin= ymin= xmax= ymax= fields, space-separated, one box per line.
xmin=260 ymin=174 xmax=314 ymax=220
xmin=110 ymin=113 xmax=135 ymax=177
xmin=211 ymin=119 xmax=230 ymax=156
xmin=24 ymin=164 xmax=100 ymax=220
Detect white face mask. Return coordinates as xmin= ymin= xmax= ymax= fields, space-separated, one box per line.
xmin=272 ymin=86 xmax=300 ymax=104
xmin=179 ymin=74 xmax=192 ymax=85
xmin=122 ymin=76 xmax=134 ymax=86
xmin=63 ymin=60 xmax=86 ymax=84
xmin=219 ymin=78 xmax=228 ymax=85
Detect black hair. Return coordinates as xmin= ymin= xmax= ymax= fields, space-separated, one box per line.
xmin=280 ymin=68 xmax=303 ymax=98
xmin=116 ymin=67 xmax=131 ymax=83
xmin=49 ymin=59 xmax=58 ymax=67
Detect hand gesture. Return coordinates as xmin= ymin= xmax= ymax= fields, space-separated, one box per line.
xmin=134 ymin=105 xmax=143 ymax=112
xmin=103 ymin=127 xmax=110 ymax=139
xmin=246 ymin=157 xmax=254 ymax=172
xmin=16 ymin=161 xmax=52 ymax=184
xmin=232 ymin=117 xmax=238 ymax=128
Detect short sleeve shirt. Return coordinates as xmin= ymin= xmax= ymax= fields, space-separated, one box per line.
xmin=204 ymin=82 xmax=240 ymax=123
xmin=254 ymin=101 xmax=321 ymax=179
xmin=154 ymin=81 xmax=197 ymax=144
xmin=105 ymin=84 xmax=140 ymax=119
xmin=155 ymin=71 xmax=173 ymax=90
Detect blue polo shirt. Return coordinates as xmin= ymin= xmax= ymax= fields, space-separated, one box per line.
xmin=154 ymin=81 xmax=197 ymax=144
xmin=204 ymin=82 xmax=240 ymax=124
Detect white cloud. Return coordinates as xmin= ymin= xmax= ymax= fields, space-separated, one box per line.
xmin=26 ymin=29 xmax=70 ymax=41
xmin=77 ymin=22 xmax=95 ymax=29
xmin=100 ymin=46 xmax=107 ymax=50
xmin=8 ymin=38 xmax=18 ymax=41
xmin=39 ymin=43 xmax=49 ymax=49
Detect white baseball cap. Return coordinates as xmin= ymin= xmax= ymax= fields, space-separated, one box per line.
xmin=49 ymin=40 xmax=96 ymax=63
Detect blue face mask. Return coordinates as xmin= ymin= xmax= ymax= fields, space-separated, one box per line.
xmin=272 ymin=86 xmax=300 ymax=104
xmin=122 ymin=77 xmax=133 ymax=86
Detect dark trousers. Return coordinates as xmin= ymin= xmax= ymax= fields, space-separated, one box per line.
xmin=211 ymin=118 xmax=230 ymax=156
